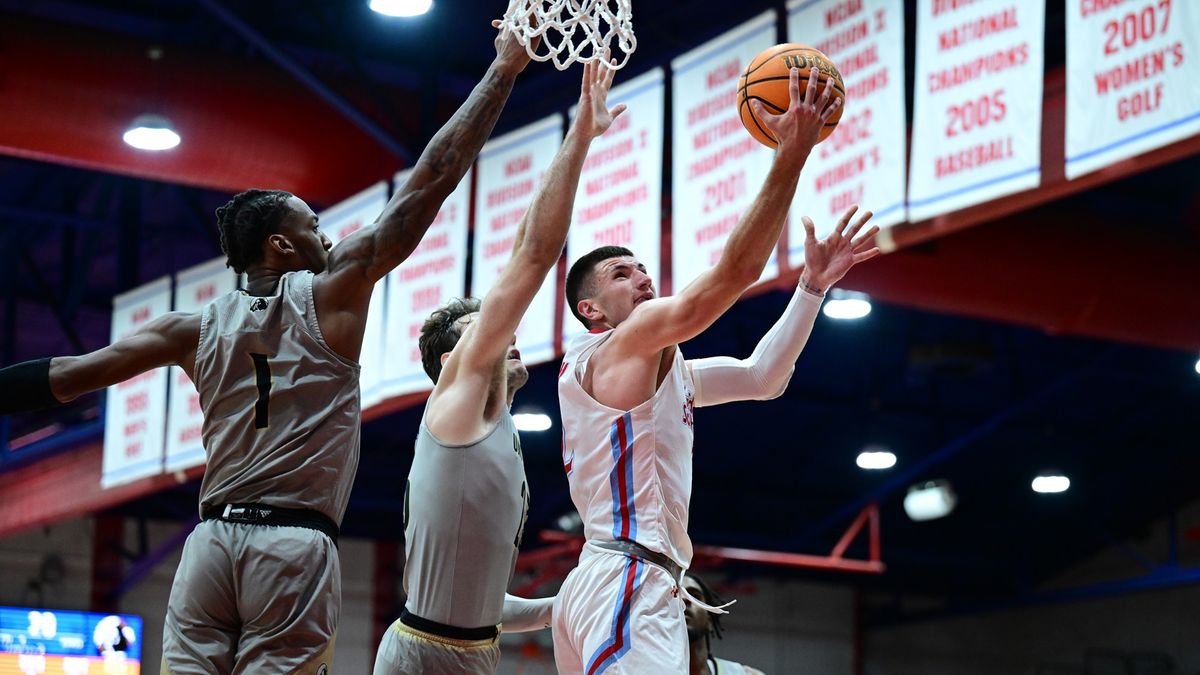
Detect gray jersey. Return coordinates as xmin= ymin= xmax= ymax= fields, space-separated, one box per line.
xmin=194 ymin=270 xmax=361 ymax=525
xmin=403 ymin=406 xmax=530 ymax=628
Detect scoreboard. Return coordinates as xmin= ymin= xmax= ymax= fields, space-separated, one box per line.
xmin=0 ymin=607 xmax=142 ymax=675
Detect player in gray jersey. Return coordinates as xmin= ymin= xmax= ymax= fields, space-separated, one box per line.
xmin=371 ymin=56 xmax=626 ymax=675
xmin=0 ymin=24 xmax=537 ymax=674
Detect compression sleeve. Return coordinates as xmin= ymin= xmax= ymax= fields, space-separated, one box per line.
xmin=500 ymin=593 xmax=554 ymax=633
xmin=0 ymin=358 xmax=61 ymax=414
xmin=688 ymin=286 xmax=822 ymax=407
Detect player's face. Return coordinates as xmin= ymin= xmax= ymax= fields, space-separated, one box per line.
xmin=682 ymin=576 xmax=711 ymax=640
xmin=587 ymin=256 xmax=655 ymax=328
xmin=278 ymin=196 xmax=332 ymax=273
xmin=505 ymin=333 xmax=529 ymax=393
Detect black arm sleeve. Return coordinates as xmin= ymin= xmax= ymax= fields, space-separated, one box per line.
xmin=0 ymin=358 xmax=61 ymax=414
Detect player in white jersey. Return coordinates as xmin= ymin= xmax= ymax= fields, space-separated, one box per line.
xmin=553 ymin=67 xmax=880 ymax=673
xmin=683 ymin=572 xmax=764 ymax=675
xmin=0 ymin=24 xmax=537 ymax=674
xmin=372 ymin=56 xmax=627 ymax=674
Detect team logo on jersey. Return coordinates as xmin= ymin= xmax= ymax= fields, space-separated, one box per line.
xmin=682 ymin=391 xmax=695 ymax=429
xmin=249 ymin=298 xmax=268 ymax=312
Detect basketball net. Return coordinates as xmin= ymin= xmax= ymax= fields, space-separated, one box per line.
xmin=500 ymin=0 xmax=636 ymax=71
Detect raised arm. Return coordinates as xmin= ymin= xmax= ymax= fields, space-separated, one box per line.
xmin=428 ymin=59 xmax=624 ymax=431
xmin=0 ymin=312 xmax=201 ymax=415
xmin=688 ymin=207 xmax=879 ymax=407
xmin=316 ymin=25 xmax=534 ymax=305
xmin=610 ymin=67 xmax=840 ymax=355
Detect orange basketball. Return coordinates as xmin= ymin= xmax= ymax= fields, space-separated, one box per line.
xmin=737 ymin=43 xmax=846 ymax=148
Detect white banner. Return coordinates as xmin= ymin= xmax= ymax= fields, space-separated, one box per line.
xmin=563 ymin=68 xmax=664 ymax=344
xmin=787 ymin=0 xmax=907 ymax=264
xmin=164 ymin=258 xmax=236 ymax=472
xmin=908 ymin=0 xmax=1045 ymax=221
xmin=671 ymin=11 xmax=780 ymax=293
xmin=473 ymin=115 xmax=564 ymax=366
xmin=102 ymin=277 xmax=172 ymax=488
xmin=1066 ymin=0 xmax=1200 ymax=178
xmin=320 ymin=181 xmax=390 ymax=408
xmin=381 ymin=169 xmax=471 ymax=397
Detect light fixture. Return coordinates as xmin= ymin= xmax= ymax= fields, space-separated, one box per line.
xmin=513 ymin=412 xmax=552 ymax=432
xmin=856 ymin=446 xmax=896 ymax=470
xmin=1032 ymin=473 xmax=1070 ymax=494
xmin=1194 ymin=355 xmax=1199 ymax=375
xmin=903 ymin=480 xmax=956 ymax=521
xmin=369 ymin=0 xmax=433 ymax=16
xmin=122 ymin=114 xmax=180 ymax=151
xmin=822 ymin=289 xmax=871 ymax=320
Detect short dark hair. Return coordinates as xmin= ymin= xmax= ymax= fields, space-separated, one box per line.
xmin=565 ymin=246 xmax=633 ymax=328
xmin=419 ymin=297 xmax=482 ymax=383
xmin=685 ymin=571 xmax=725 ymax=640
xmin=215 ymin=189 xmax=294 ymax=274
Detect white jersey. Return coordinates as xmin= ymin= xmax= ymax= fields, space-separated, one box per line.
xmin=558 ymin=329 xmax=696 ymax=567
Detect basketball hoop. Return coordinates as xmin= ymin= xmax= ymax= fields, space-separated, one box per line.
xmin=500 ymin=0 xmax=636 ymax=71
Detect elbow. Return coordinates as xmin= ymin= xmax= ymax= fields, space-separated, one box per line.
xmin=755 ymin=367 xmax=794 ymax=401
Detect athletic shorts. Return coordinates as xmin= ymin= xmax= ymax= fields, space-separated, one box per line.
xmin=161 ymin=519 xmax=339 ymax=674
xmin=372 ymin=618 xmax=500 ymax=675
xmin=552 ymin=542 xmax=687 ymax=675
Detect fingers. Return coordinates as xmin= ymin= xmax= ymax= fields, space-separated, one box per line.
xmin=802 ymin=215 xmax=817 ymax=242
xmin=819 ymin=96 xmax=842 ymax=122
xmin=833 ymin=205 xmax=858 ymax=236
xmin=843 ymin=210 xmax=874 ymax=241
xmin=750 ymin=99 xmax=770 ymax=122
xmin=852 ymin=248 xmax=881 ymax=264
xmin=611 ymin=103 xmax=628 ymax=120
xmin=851 ymin=225 xmax=880 ymax=251
xmin=492 ymin=19 xmax=501 ymax=28
xmin=789 ymin=67 xmax=801 ymax=108
xmin=804 ymin=66 xmax=819 ymax=107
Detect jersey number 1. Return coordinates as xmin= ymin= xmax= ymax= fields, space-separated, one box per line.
xmin=250 ymin=353 xmax=272 ymax=429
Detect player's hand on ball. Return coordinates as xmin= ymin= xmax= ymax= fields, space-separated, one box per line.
xmin=801 ymin=205 xmax=880 ymax=292
xmin=575 ymin=50 xmax=627 ymax=140
xmin=751 ymin=67 xmax=841 ymax=155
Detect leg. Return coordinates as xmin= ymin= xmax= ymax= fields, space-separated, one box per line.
xmin=161 ymin=522 xmax=239 ymax=675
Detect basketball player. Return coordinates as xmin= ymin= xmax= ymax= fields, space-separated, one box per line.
xmin=0 ymin=24 xmax=536 ymax=674
xmin=683 ymin=573 xmax=764 ymax=675
xmin=371 ymin=55 xmax=626 ymax=675
xmin=552 ymin=67 xmax=879 ymax=673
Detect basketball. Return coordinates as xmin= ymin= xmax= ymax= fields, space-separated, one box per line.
xmin=737 ymin=43 xmax=846 ymax=148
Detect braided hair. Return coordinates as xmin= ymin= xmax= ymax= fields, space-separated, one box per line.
xmin=215 ymin=189 xmax=294 ymax=274
xmin=685 ymin=571 xmax=725 ymax=642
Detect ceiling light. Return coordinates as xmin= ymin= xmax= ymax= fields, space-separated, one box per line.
xmin=513 ymin=412 xmax=552 ymax=432
xmin=856 ymin=448 xmax=896 ymax=470
xmin=369 ymin=0 xmax=432 ymax=16
xmin=1032 ymin=473 xmax=1070 ymax=494
xmin=1194 ymin=355 xmax=1200 ymax=375
xmin=822 ymin=289 xmax=871 ymax=320
xmin=903 ymin=480 xmax=956 ymax=521
xmin=122 ymin=114 xmax=180 ymax=151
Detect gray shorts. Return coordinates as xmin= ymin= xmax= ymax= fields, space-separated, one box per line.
xmin=372 ymin=618 xmax=500 ymax=675
xmin=161 ymin=519 xmax=340 ymax=674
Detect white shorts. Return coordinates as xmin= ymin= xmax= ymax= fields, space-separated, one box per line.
xmin=552 ymin=543 xmax=687 ymax=675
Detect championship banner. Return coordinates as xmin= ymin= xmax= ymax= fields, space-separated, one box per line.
xmin=907 ymin=0 xmax=1045 ymax=221
xmin=671 ymin=11 xmax=780 ymax=293
xmin=381 ymin=168 xmax=471 ymax=397
xmin=1066 ymin=0 xmax=1200 ymax=179
xmin=320 ymin=181 xmax=390 ymax=408
xmin=563 ymin=68 xmax=664 ymax=344
xmin=102 ymin=276 xmax=171 ymax=488
xmin=164 ymin=257 xmax=236 ymax=472
xmin=473 ymin=115 xmax=564 ymax=366
xmin=787 ymin=0 xmax=907 ymax=264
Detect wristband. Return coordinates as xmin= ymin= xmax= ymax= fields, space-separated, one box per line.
xmin=0 ymin=358 xmax=61 ymax=414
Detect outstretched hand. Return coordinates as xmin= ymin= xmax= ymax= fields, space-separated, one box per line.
xmin=750 ymin=67 xmax=841 ymax=156
xmin=574 ymin=51 xmax=627 ymax=140
xmin=492 ymin=18 xmax=537 ymax=75
xmin=801 ymin=205 xmax=880 ymax=291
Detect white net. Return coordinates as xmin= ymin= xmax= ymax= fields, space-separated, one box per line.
xmin=500 ymin=0 xmax=636 ymax=71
